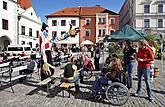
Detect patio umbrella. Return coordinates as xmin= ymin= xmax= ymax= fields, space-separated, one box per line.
xmin=81 ymin=40 xmax=93 ymax=45
xmin=110 ymin=25 xmax=145 ymax=41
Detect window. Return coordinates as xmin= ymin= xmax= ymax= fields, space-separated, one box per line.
xmin=144 ymin=19 xmax=150 ymax=28
xmin=21 ymin=41 xmax=25 ymax=45
xmin=110 ymin=30 xmax=115 ymax=35
xmin=36 ymin=30 xmax=39 ymax=38
xmin=71 ymin=20 xmax=76 ymax=26
xmin=99 ymin=29 xmax=102 ymax=36
xmin=2 ymin=19 xmax=8 ymax=30
xmin=61 ymin=20 xmax=66 ymax=26
xmin=28 ymin=42 xmax=32 ymax=48
xmin=85 ymin=29 xmax=90 ymax=36
xmin=3 ymin=1 xmax=7 ymax=10
xmin=158 ymin=19 xmax=163 ymax=28
xmin=61 ymin=31 xmax=66 ymax=35
xmin=52 ymin=20 xmax=57 ymax=26
xmin=144 ymin=5 xmax=150 ymax=13
xmin=98 ymin=29 xmax=106 ymax=36
xmin=24 ymin=47 xmax=31 ymax=51
xmin=52 ymin=31 xmax=57 ymax=37
xmin=110 ymin=18 xmax=115 ymax=25
xmin=85 ymin=18 xmax=91 ymax=25
xmin=158 ymin=4 xmax=163 ymax=13
xmin=8 ymin=47 xmax=23 ymax=51
xmin=21 ymin=26 xmax=25 ymax=35
xmin=29 ymin=28 xmax=32 ymax=36
xmin=99 ymin=18 xmax=106 ymax=24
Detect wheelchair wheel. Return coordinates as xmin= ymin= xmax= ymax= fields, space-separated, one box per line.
xmin=83 ymin=68 xmax=92 ymax=80
xmin=106 ymin=82 xmax=129 ymax=106
xmin=95 ymin=94 xmax=103 ymax=102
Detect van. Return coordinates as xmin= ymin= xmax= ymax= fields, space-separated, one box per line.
xmin=7 ymin=45 xmax=31 ymax=55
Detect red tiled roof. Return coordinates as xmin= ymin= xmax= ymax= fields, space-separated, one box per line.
xmin=18 ymin=0 xmax=32 ymax=9
xmin=46 ymin=6 xmax=118 ymax=17
xmin=46 ymin=7 xmax=80 ymax=17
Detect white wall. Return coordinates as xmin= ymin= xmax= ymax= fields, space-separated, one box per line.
xmin=0 ymin=0 xmax=17 ymax=46
xmin=18 ymin=7 xmax=41 ymax=48
xmin=47 ymin=17 xmax=80 ymax=46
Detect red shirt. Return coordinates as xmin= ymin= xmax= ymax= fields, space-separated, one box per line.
xmin=136 ymin=47 xmax=154 ymax=68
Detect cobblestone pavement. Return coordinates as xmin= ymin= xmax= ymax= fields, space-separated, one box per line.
xmin=0 ymin=58 xmax=164 ymax=107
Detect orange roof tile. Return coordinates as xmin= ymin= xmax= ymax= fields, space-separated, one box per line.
xmin=18 ymin=0 xmax=32 ymax=9
xmin=46 ymin=6 xmax=118 ymax=17
xmin=46 ymin=7 xmax=80 ymax=17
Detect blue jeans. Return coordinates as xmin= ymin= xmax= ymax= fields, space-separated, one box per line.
xmin=125 ymin=61 xmax=135 ymax=88
xmin=92 ymin=76 xmax=108 ymax=94
xmin=136 ymin=67 xmax=153 ymax=99
xmin=63 ymin=75 xmax=80 ymax=91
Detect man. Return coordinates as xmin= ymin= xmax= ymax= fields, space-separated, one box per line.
xmin=123 ymin=40 xmax=136 ymax=89
xmin=63 ymin=57 xmax=80 ymax=92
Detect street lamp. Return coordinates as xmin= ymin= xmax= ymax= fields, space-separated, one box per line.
xmin=17 ymin=15 xmax=21 ymax=44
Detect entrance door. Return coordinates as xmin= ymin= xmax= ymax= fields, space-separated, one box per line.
xmin=4 ymin=40 xmax=10 ymax=51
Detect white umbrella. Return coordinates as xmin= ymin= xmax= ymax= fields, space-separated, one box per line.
xmin=81 ymin=40 xmax=93 ymax=45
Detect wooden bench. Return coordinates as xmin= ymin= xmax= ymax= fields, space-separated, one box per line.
xmin=37 ymin=76 xmax=56 ymax=94
xmin=0 ymin=65 xmax=28 ymax=93
xmin=59 ymin=82 xmax=73 ymax=97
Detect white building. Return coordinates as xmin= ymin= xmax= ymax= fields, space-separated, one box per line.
xmin=119 ymin=0 xmax=165 ymax=36
xmin=18 ymin=0 xmax=41 ymax=48
xmin=46 ymin=8 xmax=80 ymax=48
xmin=0 ymin=0 xmax=17 ymax=52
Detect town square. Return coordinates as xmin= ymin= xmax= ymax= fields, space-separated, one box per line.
xmin=0 ymin=0 xmax=165 ymax=107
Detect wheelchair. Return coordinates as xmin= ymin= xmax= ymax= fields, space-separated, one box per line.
xmin=92 ymin=65 xmax=129 ymax=106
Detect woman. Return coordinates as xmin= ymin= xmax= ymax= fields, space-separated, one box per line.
xmin=94 ymin=47 xmax=100 ymax=71
xmin=90 ymin=54 xmax=123 ymax=96
xmin=123 ymin=40 xmax=136 ymax=89
xmin=135 ymin=40 xmax=154 ymax=102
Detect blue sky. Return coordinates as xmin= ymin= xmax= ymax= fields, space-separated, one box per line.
xmin=31 ymin=0 xmax=125 ymax=22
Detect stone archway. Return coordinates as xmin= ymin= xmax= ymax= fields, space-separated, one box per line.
xmin=0 ymin=36 xmax=12 ymax=52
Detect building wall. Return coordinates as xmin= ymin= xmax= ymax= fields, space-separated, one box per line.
xmin=80 ymin=16 xmax=96 ymax=45
xmin=47 ymin=17 xmax=80 ymax=47
xmin=120 ymin=0 xmax=165 ymax=36
xmin=18 ymin=7 xmax=41 ymax=48
xmin=0 ymin=0 xmax=17 ymax=51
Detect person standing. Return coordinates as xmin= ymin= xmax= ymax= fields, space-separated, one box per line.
xmin=91 ymin=46 xmax=94 ymax=58
xmin=94 ymin=47 xmax=100 ymax=71
xmin=135 ymin=40 xmax=154 ymax=102
xmin=148 ymin=42 xmax=156 ymax=82
xmin=123 ymin=40 xmax=136 ymax=89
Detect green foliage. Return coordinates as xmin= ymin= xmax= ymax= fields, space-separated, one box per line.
xmin=145 ymin=34 xmax=157 ymax=42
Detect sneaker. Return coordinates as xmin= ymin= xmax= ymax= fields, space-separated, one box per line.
xmin=134 ymin=93 xmax=140 ymax=97
xmin=149 ymin=98 xmax=154 ymax=102
xmin=148 ymin=97 xmax=154 ymax=102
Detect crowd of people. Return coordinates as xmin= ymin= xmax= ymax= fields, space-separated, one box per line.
xmin=60 ymin=39 xmax=157 ymax=102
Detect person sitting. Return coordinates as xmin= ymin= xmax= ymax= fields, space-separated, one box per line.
xmin=63 ymin=57 xmax=80 ymax=92
xmin=19 ymin=54 xmax=37 ymax=82
xmin=90 ymin=54 xmax=123 ymax=97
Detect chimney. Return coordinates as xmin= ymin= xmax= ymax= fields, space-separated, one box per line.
xmin=96 ymin=5 xmax=100 ymax=7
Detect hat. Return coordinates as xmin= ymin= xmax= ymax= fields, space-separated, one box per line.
xmin=41 ymin=22 xmax=48 ymax=30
